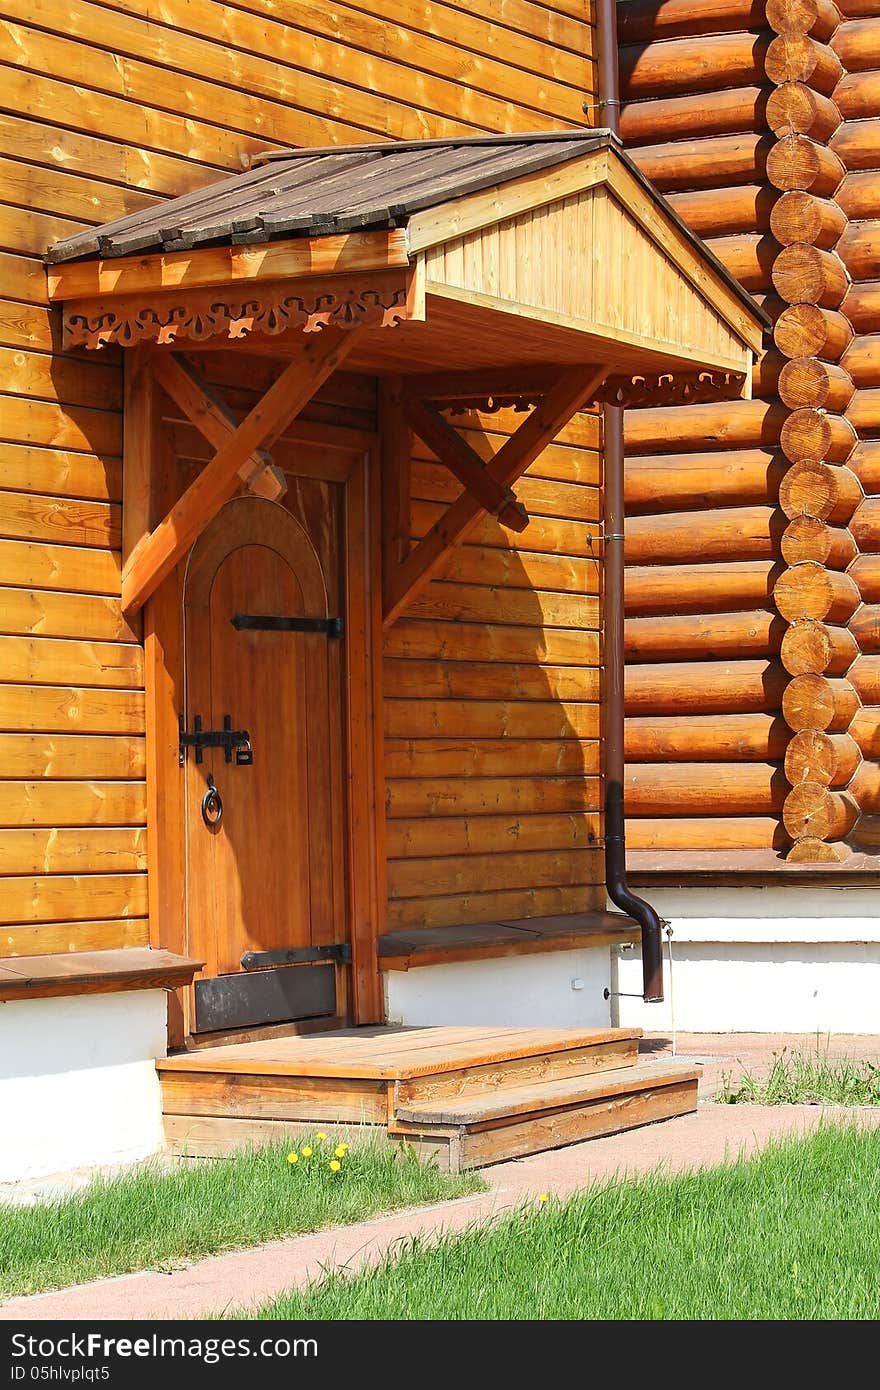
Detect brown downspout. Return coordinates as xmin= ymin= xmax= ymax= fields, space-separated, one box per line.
xmin=596 ymin=0 xmax=664 ymax=1001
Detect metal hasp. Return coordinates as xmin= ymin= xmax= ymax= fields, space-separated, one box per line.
xmin=241 ymin=944 xmax=352 ymax=970
xmin=231 ymin=613 xmax=343 ymax=636
xmin=178 ymin=713 xmax=252 ymax=765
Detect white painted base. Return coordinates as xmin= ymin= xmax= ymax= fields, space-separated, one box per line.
xmin=0 ymin=991 xmax=168 ymax=1183
xmin=383 ymin=946 xmax=613 ymax=1029
xmin=615 ymin=884 xmax=880 ymax=1034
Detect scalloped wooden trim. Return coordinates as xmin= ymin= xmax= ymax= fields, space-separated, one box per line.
xmin=62 ymin=271 xmax=412 ymax=351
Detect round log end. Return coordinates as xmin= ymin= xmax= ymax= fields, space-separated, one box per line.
xmin=774 ymin=304 xmax=852 ymax=360
xmin=774 ymin=560 xmax=833 ymax=620
xmin=767 ymin=133 xmax=821 ymax=192
xmin=771 ymin=243 xmax=848 ymax=308
xmin=779 ymin=459 xmax=835 ymax=518
xmin=780 ymin=407 xmax=856 ymax=464
xmin=766 ymin=83 xmax=840 ymax=139
xmin=782 ymin=781 xmax=856 ymax=839
xmin=780 ymin=616 xmax=834 ymax=673
xmin=770 ymin=190 xmax=822 ymax=246
xmin=782 ymin=671 xmax=836 ymax=729
xmin=764 ymin=34 xmax=843 ymax=90
xmin=779 ymin=459 xmax=861 ymax=522
xmin=781 ymin=514 xmax=834 ymax=565
xmin=784 ymin=728 xmax=837 ymax=784
xmin=785 ymin=836 xmax=846 ymax=861
xmin=778 ymin=357 xmax=854 ymax=411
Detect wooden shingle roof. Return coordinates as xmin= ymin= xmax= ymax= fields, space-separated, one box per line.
xmin=48 ymin=132 xmax=613 ymax=262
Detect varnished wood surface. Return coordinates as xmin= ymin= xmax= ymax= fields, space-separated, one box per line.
xmin=183 ymin=495 xmax=345 ymax=1000
xmin=160 ymin=1029 xmax=699 ymax=1172
xmin=383 ymin=398 xmax=605 ymax=931
xmin=378 ymin=912 xmax=639 ymax=969
xmin=395 ymin=1060 xmax=701 ymax=1125
xmin=1 ymin=0 xmax=595 ymax=961
xmin=158 ymin=1024 xmax=643 ymax=1081
xmin=0 ymin=946 xmax=201 ymax=1000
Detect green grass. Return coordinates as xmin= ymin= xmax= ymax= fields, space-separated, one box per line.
xmin=716 ymin=1045 xmax=880 ymax=1106
xmin=0 ymin=1137 xmax=483 ymax=1299
xmin=248 ymin=1125 xmax=880 ymax=1321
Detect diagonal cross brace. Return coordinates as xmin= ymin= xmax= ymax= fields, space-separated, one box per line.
xmin=122 ymin=324 xmax=366 ymax=616
xmin=152 ymin=352 xmax=287 ymax=501
xmin=383 ymin=364 xmax=609 ymax=628
xmin=404 ymin=395 xmax=529 ymax=533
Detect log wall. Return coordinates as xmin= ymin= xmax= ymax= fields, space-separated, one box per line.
xmin=619 ymin=0 xmax=880 ymax=861
xmin=834 ymin=0 xmax=880 ymax=852
xmin=0 ymin=1 xmax=598 ymax=957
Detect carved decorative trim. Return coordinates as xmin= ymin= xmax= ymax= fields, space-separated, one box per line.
xmin=598 ymin=370 xmax=749 ymax=407
xmin=445 ymin=393 xmax=543 ymax=416
xmin=62 ymin=272 xmax=410 ymax=350
xmin=442 ymin=370 xmax=748 ymax=415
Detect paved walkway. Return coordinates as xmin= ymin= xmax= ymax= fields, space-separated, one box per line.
xmin=2 ymin=1032 xmax=877 ymax=1321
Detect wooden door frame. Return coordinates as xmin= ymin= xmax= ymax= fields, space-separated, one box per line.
xmin=142 ymin=396 xmax=386 ymax=1035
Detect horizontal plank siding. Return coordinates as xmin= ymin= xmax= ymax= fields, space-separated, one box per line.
xmin=385 ymin=402 xmax=605 ymax=932
xmin=0 ymin=1 xmax=597 ymax=956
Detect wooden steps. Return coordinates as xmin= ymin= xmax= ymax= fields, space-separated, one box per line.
xmin=159 ymin=1026 xmax=700 ymax=1171
xmin=392 ymin=1062 xmax=700 ymax=1170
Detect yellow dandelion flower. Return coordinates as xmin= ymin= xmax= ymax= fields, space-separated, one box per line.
xmin=287 ymin=1152 xmax=299 ymax=1165
xmin=301 ymin=1146 xmax=313 ymax=1157
xmin=334 ymin=1143 xmax=347 ymax=1158
xmin=316 ymin=1132 xmax=328 ymax=1141
xmin=329 ymin=1159 xmax=341 ymax=1172
xmin=538 ymin=1193 xmax=549 ymax=1203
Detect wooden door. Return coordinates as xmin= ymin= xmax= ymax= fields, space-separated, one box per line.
xmin=182 ymin=496 xmax=346 ymax=1033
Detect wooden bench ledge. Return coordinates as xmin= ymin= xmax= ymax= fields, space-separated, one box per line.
xmin=378 ymin=911 xmax=640 ymax=971
xmin=0 ymin=948 xmax=203 ymax=1002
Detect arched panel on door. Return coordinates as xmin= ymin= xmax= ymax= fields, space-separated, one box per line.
xmin=182 ymin=496 xmax=346 ymax=1033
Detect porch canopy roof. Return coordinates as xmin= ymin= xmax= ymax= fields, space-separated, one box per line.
xmin=46 ymin=131 xmax=766 ymax=398
xmin=45 ymin=133 xmax=768 ymax=621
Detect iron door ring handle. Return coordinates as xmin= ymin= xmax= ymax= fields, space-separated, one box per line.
xmin=201 ymin=775 xmax=223 ymax=828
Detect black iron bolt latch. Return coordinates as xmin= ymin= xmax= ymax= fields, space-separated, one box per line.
xmin=179 ymin=713 xmax=253 ymax=766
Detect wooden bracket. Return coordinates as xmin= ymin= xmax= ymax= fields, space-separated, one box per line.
xmin=122 ymin=325 xmax=366 ymax=616
xmin=404 ymin=396 xmax=530 ymax=533
xmin=152 ymin=353 xmax=286 ymax=501
xmin=382 ymin=364 xmax=609 ymax=628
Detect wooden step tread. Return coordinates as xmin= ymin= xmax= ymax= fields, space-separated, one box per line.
xmin=394 ymin=1061 xmax=701 ymax=1127
xmin=158 ymin=1025 xmax=642 ymax=1081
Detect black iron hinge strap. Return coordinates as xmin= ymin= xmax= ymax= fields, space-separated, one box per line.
xmin=231 ymin=613 xmax=343 ymax=636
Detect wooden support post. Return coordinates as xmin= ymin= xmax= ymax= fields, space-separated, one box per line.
xmin=151 ymin=353 xmax=287 ymax=501
xmin=404 ymin=396 xmax=530 ymax=531
xmin=383 ymin=365 xmax=608 ymax=627
xmin=122 ymin=326 xmax=365 ymax=616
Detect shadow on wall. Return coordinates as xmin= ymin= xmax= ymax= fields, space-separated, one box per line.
xmin=381 ymin=405 xmax=604 ymax=934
